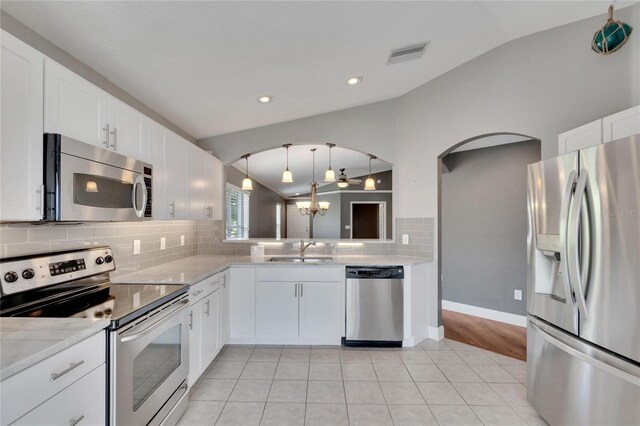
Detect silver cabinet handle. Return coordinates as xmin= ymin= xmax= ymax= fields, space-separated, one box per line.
xmin=110 ymin=127 xmax=118 ymax=151
xmin=169 ymin=201 xmax=176 ymax=217
xmin=103 ymin=123 xmax=110 ymax=148
xmin=205 ymin=299 xmax=210 ymax=316
xmin=221 ymin=275 xmax=226 ymax=288
xmin=189 ymin=311 xmax=193 ymax=329
xmin=50 ymin=360 xmax=84 ymax=382
xmin=69 ymin=415 xmax=85 ymax=426
xmin=192 ymin=290 xmax=203 ymax=296
xmin=37 ymin=184 xmax=44 ymax=216
xmin=300 ymin=283 xmax=303 ymax=298
xmin=294 ymin=283 xmax=297 ymax=298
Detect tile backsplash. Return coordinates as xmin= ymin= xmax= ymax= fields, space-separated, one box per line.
xmin=0 ymin=217 xmax=433 ymax=274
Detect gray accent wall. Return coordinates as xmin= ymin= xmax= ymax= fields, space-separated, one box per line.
xmin=441 ymin=140 xmax=541 ymax=316
xmin=226 ymin=166 xmax=287 ymax=239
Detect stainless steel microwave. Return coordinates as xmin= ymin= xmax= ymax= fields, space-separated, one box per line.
xmin=44 ymin=134 xmax=152 ymax=221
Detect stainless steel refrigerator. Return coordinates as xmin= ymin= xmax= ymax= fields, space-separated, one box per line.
xmin=526 ymin=135 xmax=640 ymax=425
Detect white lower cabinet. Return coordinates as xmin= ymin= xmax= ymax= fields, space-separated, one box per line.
xmin=229 ymin=268 xmax=256 ymax=339
xmin=12 ymin=364 xmax=105 ymax=426
xmin=188 ymin=273 xmax=224 ymax=386
xmin=256 ymin=282 xmax=300 ymax=339
xmin=219 ymin=271 xmax=230 ymax=346
xmin=299 ymin=281 xmax=343 ymax=341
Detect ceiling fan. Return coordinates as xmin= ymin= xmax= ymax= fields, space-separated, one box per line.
xmin=336 ymin=168 xmax=362 ymax=188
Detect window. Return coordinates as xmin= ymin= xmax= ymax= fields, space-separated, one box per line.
xmin=226 ymin=184 xmax=250 ymax=239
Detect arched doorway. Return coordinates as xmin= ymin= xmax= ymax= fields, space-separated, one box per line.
xmin=437 ymin=133 xmax=541 ymax=360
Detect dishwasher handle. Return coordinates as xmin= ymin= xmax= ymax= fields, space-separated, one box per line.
xmin=346 ymin=266 xmax=404 ymax=279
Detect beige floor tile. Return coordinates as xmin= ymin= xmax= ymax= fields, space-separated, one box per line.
xmin=453 ymin=383 xmax=506 ymax=406
xmin=279 ymin=348 xmax=310 ymax=363
xmin=206 ymin=361 xmax=246 ymax=379
xmin=260 ymin=402 xmax=305 ymax=426
xmin=177 ymin=401 xmax=224 ymax=425
xmin=400 ymin=350 xmax=434 ymax=364
xmin=369 ymin=350 xmax=404 ymax=364
xmin=419 ymin=339 xmax=453 ymax=351
xmin=488 ymin=383 xmax=530 ymax=406
xmin=445 ymin=339 xmax=483 ymax=352
xmin=274 ymin=362 xmax=309 ymax=380
xmin=471 ymin=405 xmax=527 ymax=425
xmin=416 ymin=382 xmax=466 ymax=405
xmin=249 ymin=348 xmax=282 ymax=362
xmin=306 ymin=380 xmax=345 ymax=403
xmin=191 ymin=379 xmax=236 ymax=401
xmin=438 ymin=364 xmax=483 ymax=383
xmin=347 ymin=404 xmax=394 ymax=426
xmin=340 ymin=350 xmax=372 ymax=363
xmin=405 ymin=364 xmax=448 ymax=382
xmin=471 ymin=365 xmax=519 ymax=383
xmin=427 ymin=350 xmax=465 ymax=365
xmin=379 ymin=381 xmax=425 ymax=405
xmin=429 ymin=405 xmax=482 ymax=426
xmin=267 ymin=380 xmax=307 ymax=403
xmin=344 ymin=381 xmax=385 ymax=404
xmin=310 ymin=349 xmax=340 ymax=362
xmin=513 ymin=406 xmax=548 ymax=425
xmin=240 ymin=362 xmax=278 ymax=380
xmin=215 ymin=402 xmax=264 ymax=426
xmin=228 ymin=379 xmax=272 ymax=402
xmin=305 ymin=403 xmax=348 ymax=426
xmin=388 ymin=404 xmax=438 ymax=425
xmin=342 ymin=363 xmax=377 ymax=381
xmin=503 ymin=364 xmax=527 ymax=384
xmin=373 ymin=364 xmax=412 ymax=381
xmin=456 ymin=350 xmax=498 ymax=366
xmin=484 ymin=351 xmax=526 ymax=366
xmin=308 ymin=362 xmax=342 ymax=380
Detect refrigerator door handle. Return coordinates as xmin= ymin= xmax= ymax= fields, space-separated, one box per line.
xmin=560 ymin=169 xmax=578 ymax=314
xmin=568 ymin=169 xmax=589 ymax=319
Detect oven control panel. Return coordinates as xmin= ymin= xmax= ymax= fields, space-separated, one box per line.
xmin=0 ymin=247 xmax=115 ymax=296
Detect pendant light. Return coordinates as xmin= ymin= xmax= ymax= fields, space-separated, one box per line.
xmin=282 ymin=144 xmax=293 ymax=183
xmin=241 ymin=154 xmax=253 ymax=191
xmin=324 ymin=143 xmax=336 ymax=182
xmin=364 ymin=154 xmax=377 ymax=191
xmin=85 ymin=178 xmax=98 ymax=193
xmin=297 ymin=148 xmax=330 ymax=216
xmin=592 ymin=4 xmax=633 ymax=55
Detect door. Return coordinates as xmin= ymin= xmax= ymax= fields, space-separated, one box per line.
xmin=256 ymin=282 xmax=299 ymax=339
xmin=188 ymin=300 xmax=202 ymax=386
xmin=188 ymin=144 xmax=207 ymax=219
xmin=351 ymin=203 xmax=380 ymax=239
xmin=576 ymin=136 xmax=640 ymax=362
xmin=106 ymin=97 xmax=146 ymax=160
xmin=44 ymin=58 xmax=108 ymax=147
xmin=219 ymin=271 xmax=230 ymax=346
xmin=0 ymin=30 xmax=44 ymax=221
xmin=201 ymin=290 xmax=220 ymax=369
xmin=146 ymin=119 xmax=167 ymax=218
xmin=164 ymin=132 xmax=188 ymax=219
xmin=299 ymin=281 xmax=343 ymax=341
xmin=602 ymin=106 xmax=640 ymax=143
xmin=287 ymin=204 xmax=309 ymax=238
xmin=229 ymin=268 xmax=256 ymax=339
xmin=527 ymin=152 xmax=579 ymax=335
xmin=558 ymin=119 xmax=602 ymax=154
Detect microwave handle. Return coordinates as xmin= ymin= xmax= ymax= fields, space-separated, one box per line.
xmin=132 ymin=175 xmax=148 ymax=218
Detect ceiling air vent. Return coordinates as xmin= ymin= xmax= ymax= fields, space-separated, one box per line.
xmin=387 ymin=42 xmax=429 ymax=65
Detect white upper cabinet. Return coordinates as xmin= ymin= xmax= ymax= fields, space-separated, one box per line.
xmin=0 ymin=30 xmax=44 ymax=221
xmin=145 ymin=119 xmax=167 ymax=219
xmin=602 ymin=105 xmax=640 ymax=143
xmin=558 ymin=119 xmax=602 ymax=155
xmin=207 ymin=154 xmax=224 ymax=220
xmin=187 ymin=144 xmax=208 ymax=219
xmin=44 ymin=58 xmax=108 ymax=148
xmin=106 ymin=96 xmax=146 ymax=159
xmin=164 ymin=132 xmax=189 ymax=219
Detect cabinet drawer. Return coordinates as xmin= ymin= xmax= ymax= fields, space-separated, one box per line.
xmin=256 ymin=267 xmax=343 ymax=282
xmin=189 ymin=280 xmax=207 ymax=304
xmin=1 ymin=331 xmax=106 ymax=425
xmin=12 ymin=364 xmax=105 ymax=426
xmin=202 ymin=274 xmax=221 ymax=294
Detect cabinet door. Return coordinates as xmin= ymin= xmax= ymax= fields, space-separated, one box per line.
xmin=12 ymin=364 xmax=105 ymax=426
xmin=188 ymin=144 xmax=208 ymax=219
xmin=201 ymin=290 xmax=220 ymax=369
xmin=602 ymin=105 xmax=640 ymax=143
xmin=164 ymin=132 xmax=188 ymax=219
xmin=206 ymin=154 xmax=224 ymax=220
xmin=256 ymin=281 xmax=299 ymax=339
xmin=229 ymin=268 xmax=256 ymax=339
xmin=0 ymin=30 xmax=44 ymax=221
xmin=219 ymin=271 xmax=230 ymax=346
xmin=558 ymin=119 xmax=602 ymax=154
xmin=299 ymin=281 xmax=343 ymax=341
xmin=106 ymin=96 xmax=146 ymax=159
xmin=44 ymin=58 xmax=107 ymax=147
xmin=145 ymin=119 xmax=167 ymax=219
xmin=188 ymin=301 xmax=203 ymax=386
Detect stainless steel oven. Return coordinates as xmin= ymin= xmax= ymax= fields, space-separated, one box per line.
xmin=110 ymin=293 xmax=190 ymax=426
xmin=44 ymin=133 xmax=152 ymax=222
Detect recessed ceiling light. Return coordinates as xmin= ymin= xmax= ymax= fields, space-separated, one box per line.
xmin=257 ymin=95 xmax=273 ymax=103
xmin=346 ymin=76 xmax=363 ymax=86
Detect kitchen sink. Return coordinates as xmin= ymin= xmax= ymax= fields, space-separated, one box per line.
xmin=267 ymin=256 xmax=334 ymax=263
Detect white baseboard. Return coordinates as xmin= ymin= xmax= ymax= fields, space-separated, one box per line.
xmin=428 ymin=326 xmax=445 ymax=341
xmin=442 ymin=300 xmax=527 ymax=327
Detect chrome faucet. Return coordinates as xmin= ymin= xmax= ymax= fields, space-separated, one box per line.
xmin=300 ymin=240 xmax=316 ymax=257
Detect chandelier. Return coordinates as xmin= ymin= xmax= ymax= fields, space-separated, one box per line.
xmin=296 ymin=148 xmax=330 ymax=216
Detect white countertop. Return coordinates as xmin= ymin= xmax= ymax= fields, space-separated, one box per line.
xmin=0 ymin=318 xmax=109 ymax=381
xmin=112 ymin=255 xmax=430 ymax=286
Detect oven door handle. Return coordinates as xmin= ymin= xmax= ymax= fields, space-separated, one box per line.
xmin=120 ymin=299 xmax=189 ymax=343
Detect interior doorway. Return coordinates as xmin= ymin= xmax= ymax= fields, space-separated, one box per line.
xmin=286 ymin=204 xmax=309 ymax=238
xmin=351 ymin=201 xmax=386 ymax=239
xmin=438 ymin=133 xmax=541 ymax=360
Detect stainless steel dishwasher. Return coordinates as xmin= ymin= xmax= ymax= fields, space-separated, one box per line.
xmin=344 ymin=266 xmax=404 ymax=347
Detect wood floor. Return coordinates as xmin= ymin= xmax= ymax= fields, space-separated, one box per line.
xmin=442 ymin=309 xmax=527 ymax=361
